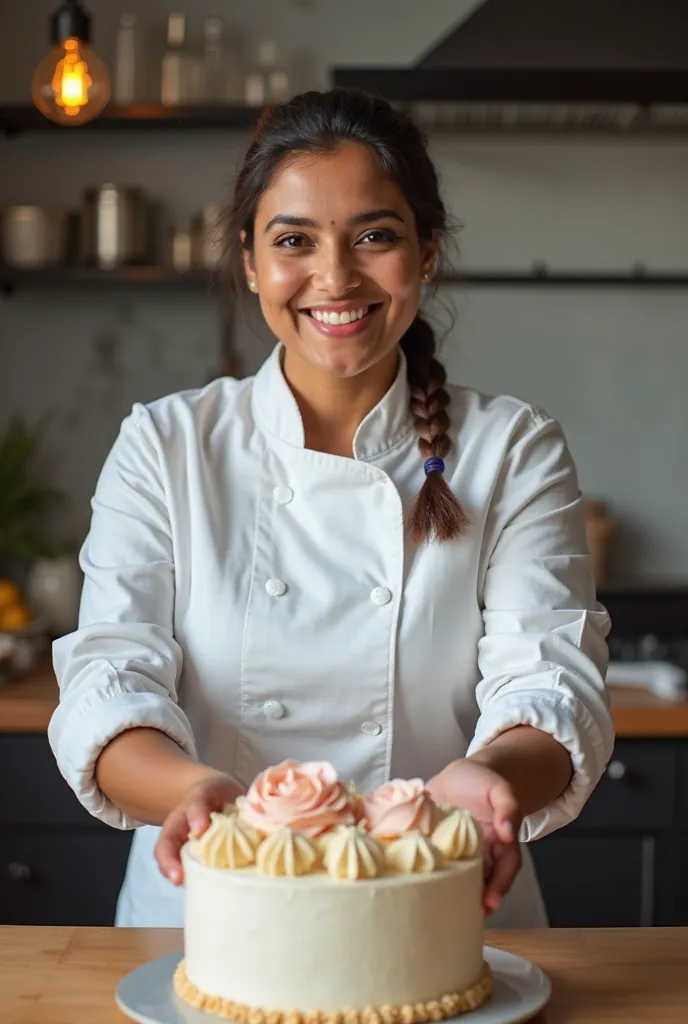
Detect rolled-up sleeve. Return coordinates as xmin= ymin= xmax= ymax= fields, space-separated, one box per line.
xmin=466 ymin=407 xmax=615 ymax=842
xmin=48 ymin=403 xmax=197 ymax=829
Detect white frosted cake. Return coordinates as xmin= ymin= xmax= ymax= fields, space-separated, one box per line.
xmin=174 ymin=761 xmax=491 ymax=1022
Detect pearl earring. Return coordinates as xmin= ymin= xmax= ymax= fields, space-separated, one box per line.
xmin=248 ymin=280 xmax=258 ymax=292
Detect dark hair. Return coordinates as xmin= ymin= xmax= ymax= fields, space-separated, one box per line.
xmin=223 ymin=87 xmax=468 ymax=543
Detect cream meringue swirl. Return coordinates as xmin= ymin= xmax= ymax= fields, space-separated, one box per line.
xmin=431 ymin=809 xmax=481 ymax=860
xmin=385 ymin=831 xmax=443 ymax=874
xmin=192 ymin=811 xmax=260 ymax=869
xmin=256 ymin=827 xmax=320 ymax=877
xmin=324 ymin=825 xmax=386 ymax=881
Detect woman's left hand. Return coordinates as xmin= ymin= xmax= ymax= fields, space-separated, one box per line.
xmin=425 ymin=758 xmax=522 ymax=915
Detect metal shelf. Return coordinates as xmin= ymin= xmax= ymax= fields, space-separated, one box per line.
xmin=0 ymin=265 xmax=214 ymax=294
xmin=0 ymin=103 xmax=262 ymax=136
xmin=438 ymin=270 xmax=688 ymax=287
xmin=3 ymin=265 xmax=688 ymax=294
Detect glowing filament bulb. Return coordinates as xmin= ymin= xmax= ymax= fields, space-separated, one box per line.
xmin=31 ymin=3 xmax=111 ymax=127
xmin=52 ymin=39 xmax=92 ymax=114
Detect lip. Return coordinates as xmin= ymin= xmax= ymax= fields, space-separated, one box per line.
xmin=299 ymin=303 xmax=383 ymax=338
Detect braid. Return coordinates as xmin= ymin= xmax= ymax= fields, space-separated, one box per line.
xmin=401 ymin=316 xmax=469 ymax=544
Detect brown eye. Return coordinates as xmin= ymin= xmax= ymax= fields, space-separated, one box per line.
xmin=274 ymin=233 xmax=311 ymax=249
xmin=358 ymin=229 xmax=399 ymax=245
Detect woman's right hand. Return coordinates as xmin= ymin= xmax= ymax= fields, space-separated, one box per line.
xmin=154 ymin=772 xmax=245 ymax=885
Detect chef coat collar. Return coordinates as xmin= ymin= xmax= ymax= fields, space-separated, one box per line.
xmin=252 ymin=343 xmax=416 ymax=461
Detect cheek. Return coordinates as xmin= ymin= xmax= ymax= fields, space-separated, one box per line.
xmin=376 ymin=253 xmax=421 ymax=305
xmin=257 ymin=254 xmax=304 ymax=305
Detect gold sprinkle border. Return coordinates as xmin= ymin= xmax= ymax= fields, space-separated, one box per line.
xmin=173 ymin=960 xmax=492 ymax=1023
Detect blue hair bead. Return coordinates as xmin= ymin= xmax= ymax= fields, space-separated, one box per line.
xmin=424 ymin=457 xmax=445 ymax=476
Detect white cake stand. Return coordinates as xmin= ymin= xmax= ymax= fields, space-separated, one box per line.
xmin=116 ymin=948 xmax=551 ymax=1024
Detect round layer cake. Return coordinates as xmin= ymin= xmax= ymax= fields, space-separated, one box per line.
xmin=174 ymin=761 xmax=491 ymax=1022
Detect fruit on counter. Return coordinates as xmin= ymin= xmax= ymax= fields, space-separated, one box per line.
xmin=0 ymin=605 xmax=33 ymax=630
xmin=0 ymin=580 xmax=22 ymax=609
xmin=0 ymin=579 xmax=34 ymax=630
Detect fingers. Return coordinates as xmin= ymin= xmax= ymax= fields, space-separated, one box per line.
xmin=155 ymin=806 xmax=189 ymax=885
xmin=186 ymin=796 xmax=213 ymax=840
xmin=154 ymin=775 xmax=245 ymax=886
xmin=489 ymin=781 xmax=521 ymax=845
xmin=484 ymin=841 xmax=522 ymax=914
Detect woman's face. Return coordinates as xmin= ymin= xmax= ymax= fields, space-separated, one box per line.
xmin=243 ymin=141 xmax=438 ymax=380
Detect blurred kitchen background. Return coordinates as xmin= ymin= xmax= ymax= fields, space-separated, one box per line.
xmin=1 ymin=0 xmax=688 ymax=930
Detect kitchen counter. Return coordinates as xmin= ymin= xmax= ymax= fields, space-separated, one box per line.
xmin=2 ymin=655 xmax=688 ymax=737
xmin=0 ymin=657 xmax=59 ymax=732
xmin=2 ymin=925 xmax=688 ymax=1023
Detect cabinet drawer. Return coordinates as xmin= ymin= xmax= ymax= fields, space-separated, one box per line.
xmin=0 ymin=828 xmax=132 ymax=925
xmin=675 ymin=745 xmax=688 ymax=828
xmin=530 ymin=834 xmax=654 ymax=927
xmin=0 ymin=734 xmax=95 ymax=826
xmin=572 ymin=740 xmax=676 ymax=831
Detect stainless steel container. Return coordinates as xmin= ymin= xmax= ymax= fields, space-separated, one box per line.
xmin=81 ymin=184 xmax=151 ymax=268
xmin=1 ymin=205 xmax=69 ymax=267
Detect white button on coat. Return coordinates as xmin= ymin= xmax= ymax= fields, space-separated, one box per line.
xmin=49 ymin=340 xmax=614 ymax=931
xmin=370 ymin=586 xmax=392 ymax=606
xmin=263 ymin=700 xmax=286 ymax=720
xmin=273 ymin=486 xmax=293 ymax=505
xmin=361 ymin=720 xmax=382 ymax=736
xmin=265 ymin=578 xmax=288 ymax=598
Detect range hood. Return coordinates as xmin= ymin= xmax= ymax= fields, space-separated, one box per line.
xmin=333 ymin=0 xmax=688 ymax=131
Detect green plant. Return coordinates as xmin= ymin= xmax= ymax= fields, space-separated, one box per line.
xmin=0 ymin=414 xmax=64 ymax=564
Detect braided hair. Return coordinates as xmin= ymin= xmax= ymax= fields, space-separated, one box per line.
xmin=222 ymin=87 xmax=468 ymax=544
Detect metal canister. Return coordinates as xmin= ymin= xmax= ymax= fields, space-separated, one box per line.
xmin=81 ymin=184 xmax=150 ymax=268
xmin=1 ymin=205 xmax=70 ymax=267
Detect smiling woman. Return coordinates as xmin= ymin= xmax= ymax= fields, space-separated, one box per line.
xmin=223 ymin=90 xmax=468 ymax=540
xmin=48 ymin=87 xmax=614 ymax=934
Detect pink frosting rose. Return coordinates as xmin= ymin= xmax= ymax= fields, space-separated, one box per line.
xmin=238 ymin=760 xmax=354 ymax=837
xmin=362 ymin=779 xmax=438 ymax=838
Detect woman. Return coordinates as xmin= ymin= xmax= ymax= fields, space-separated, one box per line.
xmin=49 ymin=88 xmax=614 ymax=929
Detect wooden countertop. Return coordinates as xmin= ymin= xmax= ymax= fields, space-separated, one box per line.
xmin=2 ymin=926 xmax=688 ymax=1023
xmin=0 ymin=657 xmax=59 ymax=732
xmin=3 ymin=656 xmax=688 ymax=737
xmin=604 ymin=684 xmax=688 ymax=737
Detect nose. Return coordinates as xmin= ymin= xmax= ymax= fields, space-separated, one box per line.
xmin=312 ymin=241 xmax=361 ymax=296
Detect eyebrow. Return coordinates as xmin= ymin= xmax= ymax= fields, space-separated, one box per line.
xmin=263 ymin=208 xmax=405 ymax=234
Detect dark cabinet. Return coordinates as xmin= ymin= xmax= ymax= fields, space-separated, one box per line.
xmin=0 ymin=829 xmax=131 ymax=925
xmin=530 ymin=738 xmax=682 ymax=927
xmin=0 ymin=734 xmax=132 ymax=926
xmin=530 ymin=834 xmax=653 ymax=927
xmin=566 ymin=740 xmax=676 ymax=830
xmin=673 ymin=835 xmax=688 ymax=924
xmin=1 ymin=734 xmax=110 ymax=826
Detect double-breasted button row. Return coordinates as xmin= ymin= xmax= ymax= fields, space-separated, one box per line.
xmin=265 ymin=579 xmax=393 ymax=604
xmin=261 ymin=701 xmax=382 ymax=736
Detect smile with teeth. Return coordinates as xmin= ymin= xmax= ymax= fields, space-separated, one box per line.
xmin=305 ymin=304 xmax=380 ymax=325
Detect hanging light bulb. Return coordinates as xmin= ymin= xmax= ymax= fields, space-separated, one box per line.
xmin=31 ymin=0 xmax=111 ymax=126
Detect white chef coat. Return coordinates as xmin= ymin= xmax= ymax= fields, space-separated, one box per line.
xmin=49 ymin=341 xmax=614 ymax=929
